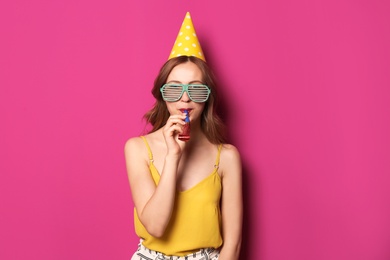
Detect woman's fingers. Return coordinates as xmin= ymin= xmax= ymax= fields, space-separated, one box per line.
xmin=164 ymin=115 xmax=186 ymax=136
xmin=168 ymin=115 xmax=186 ymax=126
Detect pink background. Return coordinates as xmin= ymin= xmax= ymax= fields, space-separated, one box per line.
xmin=1 ymin=0 xmax=390 ymax=259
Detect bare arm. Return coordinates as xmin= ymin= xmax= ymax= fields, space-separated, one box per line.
xmin=218 ymin=144 xmax=243 ymax=260
xmin=124 ymin=114 xmax=186 ymax=237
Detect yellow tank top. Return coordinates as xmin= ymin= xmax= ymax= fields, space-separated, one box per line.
xmin=134 ymin=136 xmax=223 ymax=256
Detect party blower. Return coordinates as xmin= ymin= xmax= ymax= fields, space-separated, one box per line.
xmin=178 ymin=110 xmax=190 ymax=141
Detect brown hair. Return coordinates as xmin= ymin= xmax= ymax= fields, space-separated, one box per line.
xmin=144 ymin=56 xmax=227 ymax=144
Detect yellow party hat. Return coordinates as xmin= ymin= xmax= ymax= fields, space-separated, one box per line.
xmin=168 ymin=12 xmax=206 ymax=62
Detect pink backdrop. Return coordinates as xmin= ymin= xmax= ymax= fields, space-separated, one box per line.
xmin=1 ymin=0 xmax=389 ymax=259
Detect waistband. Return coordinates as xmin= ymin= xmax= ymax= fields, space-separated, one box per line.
xmin=134 ymin=240 xmax=220 ymax=260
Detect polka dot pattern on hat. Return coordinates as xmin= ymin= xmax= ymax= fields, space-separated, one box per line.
xmin=168 ymin=12 xmax=206 ymax=62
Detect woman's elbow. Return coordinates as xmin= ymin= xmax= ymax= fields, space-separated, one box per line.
xmin=144 ymin=222 xmax=167 ymax=238
xmin=147 ymin=228 xmax=165 ymax=238
xmin=138 ymin=210 xmax=170 ymax=238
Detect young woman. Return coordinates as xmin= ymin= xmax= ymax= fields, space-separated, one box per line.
xmin=125 ymin=13 xmax=242 ymax=260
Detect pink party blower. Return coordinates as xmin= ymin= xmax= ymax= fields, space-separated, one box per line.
xmin=178 ymin=110 xmax=190 ymax=141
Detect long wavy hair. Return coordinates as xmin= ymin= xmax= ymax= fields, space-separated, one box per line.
xmin=144 ymin=56 xmax=227 ymax=144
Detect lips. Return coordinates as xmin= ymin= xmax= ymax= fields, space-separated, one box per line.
xmin=179 ymin=108 xmax=192 ymax=113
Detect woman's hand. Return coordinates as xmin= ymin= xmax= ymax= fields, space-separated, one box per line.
xmin=162 ymin=114 xmax=186 ymax=156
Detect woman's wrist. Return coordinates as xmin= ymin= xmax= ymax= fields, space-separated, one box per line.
xmin=165 ymin=152 xmax=182 ymax=161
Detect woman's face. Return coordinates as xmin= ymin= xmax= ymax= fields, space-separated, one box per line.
xmin=165 ymin=61 xmax=206 ymax=123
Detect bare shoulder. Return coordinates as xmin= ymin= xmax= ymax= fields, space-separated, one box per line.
xmin=124 ymin=135 xmax=153 ymax=165
xmin=220 ymin=144 xmax=242 ymax=178
xmin=124 ymin=136 xmax=145 ymax=154
xmin=123 ymin=136 xmax=153 ymax=185
xmin=221 ymin=144 xmax=241 ymax=158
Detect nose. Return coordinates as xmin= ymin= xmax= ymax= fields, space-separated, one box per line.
xmin=180 ymin=90 xmax=191 ymax=102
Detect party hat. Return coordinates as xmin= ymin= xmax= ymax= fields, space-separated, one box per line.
xmin=168 ymin=12 xmax=206 ymax=62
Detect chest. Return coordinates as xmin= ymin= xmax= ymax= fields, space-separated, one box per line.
xmin=154 ymin=148 xmax=220 ymax=192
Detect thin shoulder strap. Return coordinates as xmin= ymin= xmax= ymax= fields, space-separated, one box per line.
xmin=214 ymin=144 xmax=223 ymax=168
xmin=140 ymin=136 xmax=153 ymax=162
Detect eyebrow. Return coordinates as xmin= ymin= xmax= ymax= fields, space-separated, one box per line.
xmin=166 ymin=80 xmax=204 ymax=84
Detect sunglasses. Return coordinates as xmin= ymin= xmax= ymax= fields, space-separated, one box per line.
xmin=160 ymin=83 xmax=211 ymax=103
